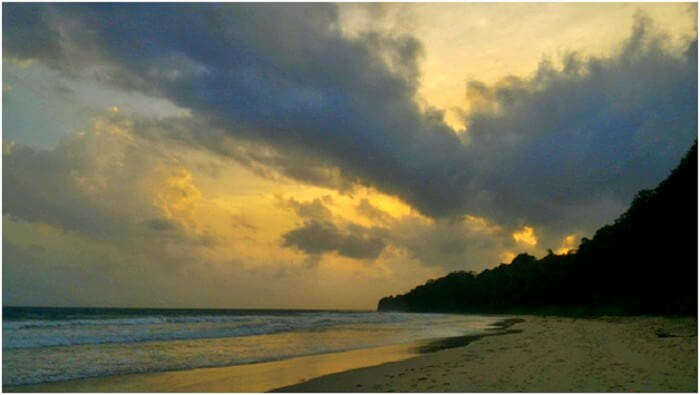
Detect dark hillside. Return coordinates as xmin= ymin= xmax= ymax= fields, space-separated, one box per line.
xmin=378 ymin=142 xmax=697 ymax=316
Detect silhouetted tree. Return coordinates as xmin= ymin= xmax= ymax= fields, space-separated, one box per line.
xmin=378 ymin=141 xmax=697 ymax=317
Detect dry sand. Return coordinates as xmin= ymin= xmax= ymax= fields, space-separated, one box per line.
xmin=7 ymin=315 xmax=697 ymax=392
xmin=277 ymin=316 xmax=697 ymax=392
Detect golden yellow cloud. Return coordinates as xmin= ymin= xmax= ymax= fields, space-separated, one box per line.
xmin=556 ymin=234 xmax=578 ymax=255
xmin=512 ymin=225 xmax=538 ymax=246
xmin=153 ymin=167 xmax=203 ymax=230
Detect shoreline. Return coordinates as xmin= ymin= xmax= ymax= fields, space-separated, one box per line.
xmin=416 ymin=317 xmax=524 ymax=353
xmin=3 ymin=342 xmax=424 ymax=392
xmin=3 ymin=317 xmax=513 ymax=393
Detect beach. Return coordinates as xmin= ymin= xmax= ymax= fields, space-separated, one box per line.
xmin=4 ymin=341 xmax=423 ymax=392
xmin=2 ymin=309 xmax=497 ymax=392
xmin=6 ymin=315 xmax=696 ymax=392
xmin=278 ymin=315 xmax=697 ymax=392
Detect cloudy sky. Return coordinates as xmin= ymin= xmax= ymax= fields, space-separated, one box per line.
xmin=3 ymin=3 xmax=697 ymax=309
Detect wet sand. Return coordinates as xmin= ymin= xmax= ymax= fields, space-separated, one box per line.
xmin=278 ymin=315 xmax=697 ymax=392
xmin=3 ymin=341 xmax=425 ymax=392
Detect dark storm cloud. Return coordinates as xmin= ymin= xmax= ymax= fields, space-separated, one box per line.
xmin=281 ymin=220 xmax=387 ymax=260
xmin=3 ymin=3 xmax=471 ymax=219
xmin=460 ymin=15 xmax=697 ymax=232
xmin=4 ymin=5 xmax=697 ymax=235
xmin=3 ymin=4 xmax=63 ymax=66
xmin=279 ymin=197 xmax=390 ymax=262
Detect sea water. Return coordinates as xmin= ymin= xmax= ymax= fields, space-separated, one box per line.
xmin=3 ymin=307 xmax=500 ymax=386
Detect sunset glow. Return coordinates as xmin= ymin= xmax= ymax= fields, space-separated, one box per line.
xmin=3 ymin=3 xmax=697 ymax=309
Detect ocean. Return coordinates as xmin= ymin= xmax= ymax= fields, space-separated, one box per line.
xmin=3 ymin=307 xmax=501 ymax=387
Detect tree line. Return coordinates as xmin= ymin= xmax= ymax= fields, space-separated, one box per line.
xmin=378 ymin=142 xmax=697 ymax=316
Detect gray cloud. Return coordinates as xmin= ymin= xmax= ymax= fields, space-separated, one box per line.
xmin=3 ymin=143 xmax=128 ymax=238
xmin=279 ymin=197 xmax=390 ymax=263
xmin=384 ymin=216 xmax=516 ymax=271
xmin=282 ymin=220 xmax=387 ymax=260
xmin=3 ymin=3 xmax=471 ymax=219
xmin=4 ymin=4 xmax=696 ymax=311
xmin=2 ymin=113 xmax=208 ymax=250
xmin=280 ymin=197 xmax=519 ymax=271
xmin=1 ymin=115 xmax=273 ymax=307
xmin=282 ymin=197 xmax=334 ymax=222
xmin=3 ymin=5 xmax=697 ymax=253
xmin=460 ymin=15 xmax=697 ymax=233
xmin=146 ymin=219 xmax=176 ymax=232
xmin=355 ymin=198 xmax=394 ymax=225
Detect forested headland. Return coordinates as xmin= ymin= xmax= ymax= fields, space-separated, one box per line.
xmin=378 ymin=143 xmax=697 ymax=316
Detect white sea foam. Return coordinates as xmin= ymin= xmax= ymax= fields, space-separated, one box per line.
xmin=4 ymin=312 xmax=424 ymax=349
xmin=3 ymin=310 xmax=500 ymax=386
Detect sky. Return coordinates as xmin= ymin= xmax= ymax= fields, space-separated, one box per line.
xmin=2 ymin=3 xmax=697 ymax=310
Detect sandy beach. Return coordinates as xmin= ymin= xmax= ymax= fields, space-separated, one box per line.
xmin=278 ymin=315 xmax=697 ymax=392
xmin=6 ymin=315 xmax=696 ymax=392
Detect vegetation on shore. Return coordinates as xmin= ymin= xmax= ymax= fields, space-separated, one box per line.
xmin=378 ymin=143 xmax=697 ymax=316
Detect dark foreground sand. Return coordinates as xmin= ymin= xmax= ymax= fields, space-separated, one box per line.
xmin=277 ymin=316 xmax=697 ymax=392
xmin=7 ymin=316 xmax=697 ymax=392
